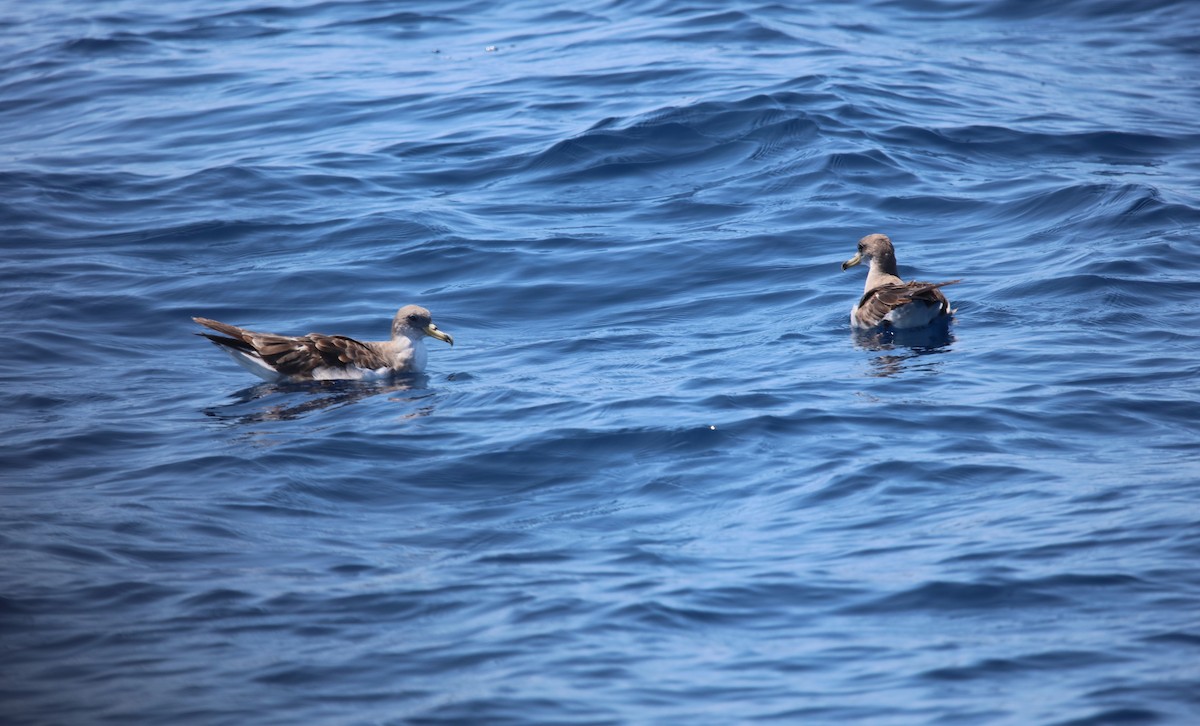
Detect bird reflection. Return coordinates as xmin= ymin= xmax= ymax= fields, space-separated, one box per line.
xmin=202 ymin=375 xmax=435 ymax=425
xmin=852 ymin=319 xmax=955 ymax=378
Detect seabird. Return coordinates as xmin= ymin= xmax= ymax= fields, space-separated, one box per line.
xmin=193 ymin=304 xmax=453 ymax=381
xmin=841 ymin=233 xmax=960 ymax=329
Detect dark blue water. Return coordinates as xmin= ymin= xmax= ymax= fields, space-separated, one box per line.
xmin=4 ymin=1 xmax=1200 ymax=723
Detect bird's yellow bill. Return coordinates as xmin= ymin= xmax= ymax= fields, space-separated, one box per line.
xmin=424 ymin=324 xmax=454 ymax=346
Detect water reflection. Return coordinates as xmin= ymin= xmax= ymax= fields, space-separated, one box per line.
xmin=852 ymin=321 xmax=955 ymax=378
xmin=202 ymin=375 xmax=435 ymax=425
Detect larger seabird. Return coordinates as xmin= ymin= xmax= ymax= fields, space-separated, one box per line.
xmin=194 ymin=304 xmax=453 ymax=381
xmin=841 ymin=233 xmax=960 ymax=329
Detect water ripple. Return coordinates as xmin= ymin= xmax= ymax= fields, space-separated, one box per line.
xmin=2 ymin=0 xmax=1200 ymax=724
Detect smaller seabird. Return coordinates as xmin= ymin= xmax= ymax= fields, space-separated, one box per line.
xmin=841 ymin=233 xmax=960 ymax=329
xmin=193 ymin=304 xmax=453 ymax=382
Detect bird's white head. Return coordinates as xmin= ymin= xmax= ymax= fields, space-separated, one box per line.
xmin=841 ymin=233 xmax=896 ymax=273
xmin=392 ymin=305 xmax=454 ymax=346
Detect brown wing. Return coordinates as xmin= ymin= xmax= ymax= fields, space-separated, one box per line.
xmin=194 ymin=317 xmax=388 ymax=377
xmin=252 ymin=333 xmax=389 ymax=376
xmin=855 ymin=279 xmax=961 ymax=327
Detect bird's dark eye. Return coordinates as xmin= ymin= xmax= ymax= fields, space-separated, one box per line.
xmin=407 ymin=314 xmax=419 ymax=322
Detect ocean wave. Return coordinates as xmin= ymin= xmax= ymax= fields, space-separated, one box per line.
xmin=3 ymin=0 xmax=1200 ymax=723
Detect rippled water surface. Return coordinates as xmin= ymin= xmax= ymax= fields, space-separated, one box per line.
xmin=3 ymin=1 xmax=1200 ymax=723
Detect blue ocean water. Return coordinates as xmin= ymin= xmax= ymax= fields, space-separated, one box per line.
xmin=3 ymin=0 xmax=1200 ymax=722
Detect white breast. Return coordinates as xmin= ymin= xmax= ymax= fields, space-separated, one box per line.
xmin=310 ymin=366 xmax=393 ymax=381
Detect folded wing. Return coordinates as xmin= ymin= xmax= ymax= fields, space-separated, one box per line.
xmin=193 ymin=317 xmax=388 ymax=377
xmin=854 ymin=279 xmax=961 ymax=328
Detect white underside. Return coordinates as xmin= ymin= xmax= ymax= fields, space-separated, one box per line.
xmin=221 ymin=349 xmax=286 ymax=382
xmin=219 ymin=348 xmax=395 ymax=382
xmin=310 ymin=365 xmax=393 ymax=381
xmin=850 ymin=300 xmax=946 ymax=330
